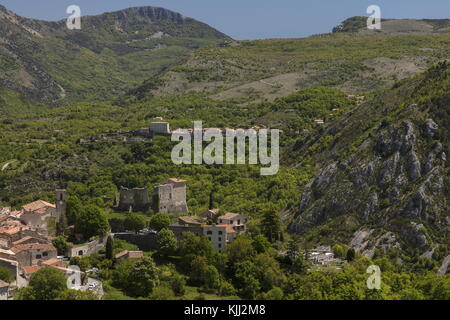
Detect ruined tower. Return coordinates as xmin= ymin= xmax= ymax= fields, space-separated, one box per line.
xmin=153 ymin=178 xmax=188 ymax=214
xmin=118 ymin=187 xmax=150 ymax=212
xmin=55 ymin=189 xmax=67 ymax=222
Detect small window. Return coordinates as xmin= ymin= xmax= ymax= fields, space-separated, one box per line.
xmin=43 ymin=252 xmax=48 ymax=257
xmin=218 ymin=244 xmax=222 ymax=248
xmin=206 ymin=231 xmax=213 ymax=235
xmin=218 ymin=237 xmax=222 ymax=242
xmin=36 ymin=255 xmax=42 ymax=259
xmin=208 ymin=237 xmax=211 ymax=241
xmin=78 ymin=250 xmax=84 ymax=256
xmin=218 ymin=231 xmax=223 ymax=235
xmin=219 ymin=220 xmax=222 ymax=223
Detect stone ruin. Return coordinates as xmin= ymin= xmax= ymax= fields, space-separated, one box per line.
xmin=153 ymin=178 xmax=188 ymax=214
xmin=118 ymin=187 xmax=150 ymax=212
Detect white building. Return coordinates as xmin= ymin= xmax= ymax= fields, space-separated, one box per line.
xmin=217 ymin=213 xmax=248 ymax=234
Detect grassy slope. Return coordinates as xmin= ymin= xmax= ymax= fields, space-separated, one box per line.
xmin=150 ymin=33 xmax=450 ymax=103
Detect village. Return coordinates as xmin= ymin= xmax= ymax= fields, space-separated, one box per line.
xmin=0 ymin=174 xmax=341 ymax=300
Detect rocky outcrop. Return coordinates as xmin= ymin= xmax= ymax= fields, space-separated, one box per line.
xmin=289 ymin=91 xmax=448 ymax=255
xmin=400 ymin=222 xmax=429 ymax=250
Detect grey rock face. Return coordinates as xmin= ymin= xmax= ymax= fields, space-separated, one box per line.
xmin=401 ymin=188 xmax=428 ymax=219
xmin=363 ymin=191 xmax=379 ymax=220
xmin=423 ymin=119 xmax=438 ymax=137
xmin=311 ymin=163 xmax=337 ymax=198
xmin=400 ymin=222 xmax=428 ymax=250
xmin=406 ymin=149 xmax=421 ymax=181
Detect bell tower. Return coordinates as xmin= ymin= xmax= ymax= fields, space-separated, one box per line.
xmin=55 ymin=189 xmax=67 ymax=221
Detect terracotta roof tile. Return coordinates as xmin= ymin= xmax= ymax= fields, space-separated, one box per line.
xmin=216 ymin=224 xmax=236 ymax=234
xmin=42 ymin=258 xmax=63 ymax=266
xmin=12 ymin=243 xmax=56 ymax=254
xmin=22 ymin=200 xmax=55 ymax=213
xmin=22 ymin=266 xmax=42 ymax=275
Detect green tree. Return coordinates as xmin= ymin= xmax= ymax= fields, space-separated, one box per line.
xmin=332 ymin=244 xmax=347 ymax=259
xmin=346 ymin=248 xmax=356 ymax=262
xmin=224 ymin=236 xmax=256 ymax=267
xmin=149 ymin=213 xmax=171 ymax=232
xmin=170 ymin=273 xmax=187 ymax=296
xmin=66 ymin=195 xmax=83 ymax=225
xmin=178 ymin=232 xmax=217 ymax=267
xmin=260 ymin=205 xmax=282 ymax=242
xmin=75 ymin=204 xmax=109 ymax=239
xmin=128 ymin=256 xmax=159 ymax=297
xmin=156 ymin=228 xmax=177 ymax=258
xmin=124 ymin=213 xmax=146 ymax=233
xmin=252 ymin=234 xmax=271 ymax=253
xmin=57 ymin=289 xmax=98 ymax=300
xmin=111 ymin=259 xmax=136 ymax=291
xmin=106 ymin=236 xmax=114 ymax=260
xmin=258 ymin=286 xmax=284 ymax=300
xmin=52 ymin=236 xmax=68 ymax=256
xmin=18 ymin=267 xmax=67 ymax=300
xmin=203 ymin=265 xmax=221 ymax=290
xmin=149 ymin=286 xmax=175 ymax=300
xmin=234 ymin=260 xmax=261 ymax=299
xmin=292 ymin=254 xmax=309 ymax=274
xmin=0 ymin=266 xmax=14 ymax=283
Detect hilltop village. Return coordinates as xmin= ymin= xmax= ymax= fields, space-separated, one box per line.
xmin=0 ymin=172 xmax=342 ymax=300
xmin=78 ymin=118 xmax=274 ymax=144
xmin=0 ymin=176 xmax=256 ymax=299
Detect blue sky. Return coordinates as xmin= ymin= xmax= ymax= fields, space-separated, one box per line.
xmin=1 ymin=0 xmax=449 ymax=39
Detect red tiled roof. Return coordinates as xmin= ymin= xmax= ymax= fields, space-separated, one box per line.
xmin=216 ymin=224 xmax=236 ymax=234
xmin=11 ymin=243 xmax=56 ymax=254
xmin=22 ymin=266 xmax=42 ymax=275
xmin=42 ymin=258 xmax=63 ymax=266
xmin=22 ymin=200 xmax=55 ymax=213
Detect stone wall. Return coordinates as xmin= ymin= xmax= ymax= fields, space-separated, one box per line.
xmin=113 ymin=232 xmax=158 ymax=252
xmin=118 ymin=187 xmax=150 ymax=212
xmin=154 ymin=181 xmax=188 ymax=214
xmin=68 ymin=235 xmax=108 ymax=258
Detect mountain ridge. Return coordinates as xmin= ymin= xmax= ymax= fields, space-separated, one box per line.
xmin=0 ymin=5 xmax=229 ymax=104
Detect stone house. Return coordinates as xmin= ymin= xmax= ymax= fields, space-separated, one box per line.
xmin=11 ymin=243 xmax=58 ymax=267
xmin=217 ymin=213 xmax=248 ymax=234
xmin=169 ymin=222 xmax=237 ymax=252
xmin=19 ymin=190 xmax=67 ymax=234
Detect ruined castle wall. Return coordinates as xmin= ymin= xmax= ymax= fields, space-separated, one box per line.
xmin=118 ymin=187 xmax=150 ymax=212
